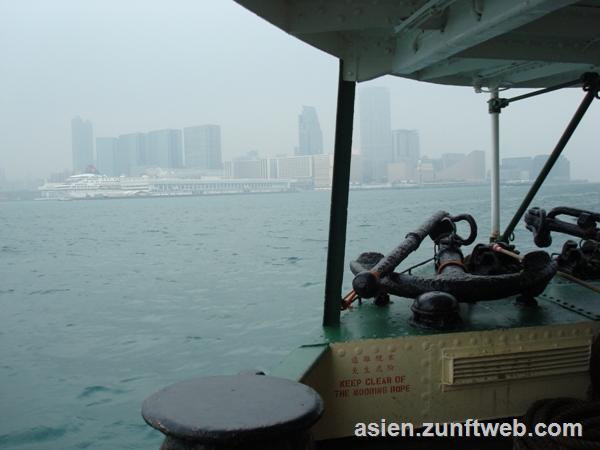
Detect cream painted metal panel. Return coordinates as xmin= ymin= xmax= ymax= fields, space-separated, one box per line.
xmin=301 ymin=322 xmax=600 ymax=440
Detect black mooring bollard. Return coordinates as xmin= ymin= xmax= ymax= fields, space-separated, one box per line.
xmin=142 ymin=374 xmax=324 ymax=450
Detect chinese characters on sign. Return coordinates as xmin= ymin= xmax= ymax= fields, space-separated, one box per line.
xmin=334 ymin=346 xmax=411 ymax=398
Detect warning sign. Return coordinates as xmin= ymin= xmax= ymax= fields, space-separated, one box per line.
xmin=335 ymin=374 xmax=411 ymax=398
xmin=332 ymin=344 xmax=412 ymax=399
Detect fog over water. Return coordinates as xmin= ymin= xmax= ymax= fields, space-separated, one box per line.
xmin=1 ymin=0 xmax=599 ymax=181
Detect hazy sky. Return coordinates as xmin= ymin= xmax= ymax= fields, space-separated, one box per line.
xmin=1 ymin=0 xmax=599 ymax=181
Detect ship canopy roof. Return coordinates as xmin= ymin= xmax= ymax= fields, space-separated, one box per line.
xmin=235 ymin=0 xmax=600 ymax=88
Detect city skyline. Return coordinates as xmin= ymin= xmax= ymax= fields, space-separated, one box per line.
xmin=1 ymin=2 xmax=598 ymax=183
xmin=24 ymin=109 xmax=570 ymax=187
xmin=68 ymin=113 xmax=461 ymax=181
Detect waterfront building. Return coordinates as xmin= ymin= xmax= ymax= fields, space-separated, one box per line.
xmin=531 ymin=154 xmax=570 ymax=181
xmin=183 ymin=125 xmax=222 ymax=170
xmin=392 ymin=129 xmax=420 ymax=168
xmin=149 ymin=178 xmax=291 ymax=196
xmin=312 ymin=154 xmax=333 ymax=188
xmin=440 ymin=153 xmax=465 ymax=169
xmin=350 ymin=154 xmax=363 ymax=184
xmin=499 ymin=155 xmax=570 ymax=182
xmin=116 ymin=133 xmax=146 ymax=176
xmin=269 ymin=158 xmax=279 ymax=179
xmin=297 ymin=106 xmax=323 ymax=156
xmin=48 ymin=170 xmax=71 ymax=183
xmin=96 ymin=137 xmax=119 ymax=176
xmin=359 ymin=87 xmax=392 ymax=182
xmin=387 ymin=161 xmax=416 ymax=183
xmin=227 ymin=153 xmax=268 ymax=179
xmin=71 ymin=116 xmax=94 ymax=174
xmin=146 ymin=129 xmax=183 ymax=169
xmin=272 ymin=155 xmax=313 ymax=181
xmin=267 ymin=154 xmax=334 ymax=187
xmin=417 ymin=160 xmax=435 ymax=183
xmin=434 ymin=151 xmax=486 ymax=182
xmin=500 ymin=156 xmax=533 ymax=181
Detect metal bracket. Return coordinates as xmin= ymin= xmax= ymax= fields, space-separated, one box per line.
xmin=488 ymin=97 xmax=509 ymax=113
xmin=487 ymin=72 xmax=599 ymax=114
xmin=583 ymin=72 xmax=600 ymax=99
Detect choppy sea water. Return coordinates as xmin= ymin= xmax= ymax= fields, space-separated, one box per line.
xmin=1 ymin=183 xmax=599 ymax=449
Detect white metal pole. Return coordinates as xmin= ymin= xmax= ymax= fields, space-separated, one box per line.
xmin=490 ymin=88 xmax=500 ymax=241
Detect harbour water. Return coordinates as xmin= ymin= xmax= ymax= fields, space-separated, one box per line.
xmin=1 ymin=183 xmax=599 ymax=449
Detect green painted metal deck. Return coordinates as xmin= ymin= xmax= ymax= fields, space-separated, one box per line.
xmin=322 ymin=277 xmax=600 ymax=343
xmin=272 ymin=274 xmax=600 ymax=380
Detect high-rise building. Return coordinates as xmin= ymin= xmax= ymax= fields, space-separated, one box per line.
xmin=146 ymin=129 xmax=183 ymax=169
xmin=297 ymin=106 xmax=323 ymax=156
xmin=71 ymin=116 xmax=94 ymax=174
xmin=359 ymin=87 xmax=392 ymax=182
xmin=531 ymin=154 xmax=570 ymax=182
xmin=392 ymin=129 xmax=420 ymax=168
xmin=116 ymin=133 xmax=146 ymax=176
xmin=183 ymin=125 xmax=222 ymax=169
xmin=96 ymin=137 xmax=118 ymax=176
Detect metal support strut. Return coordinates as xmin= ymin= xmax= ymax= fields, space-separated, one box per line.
xmin=500 ymin=72 xmax=600 ymax=243
xmin=323 ymin=60 xmax=356 ymax=327
xmin=490 ymin=88 xmax=500 ymax=241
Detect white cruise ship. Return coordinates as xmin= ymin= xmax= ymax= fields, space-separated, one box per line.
xmin=38 ymin=174 xmax=151 ymax=200
xmin=38 ymin=173 xmax=293 ymax=200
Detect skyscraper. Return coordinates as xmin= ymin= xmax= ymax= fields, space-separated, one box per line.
xmin=71 ymin=116 xmax=94 ymax=174
xmin=96 ymin=137 xmax=118 ymax=176
xmin=116 ymin=133 xmax=146 ymax=176
xmin=359 ymin=87 xmax=392 ymax=182
xmin=146 ymin=129 xmax=183 ymax=169
xmin=392 ymin=129 xmax=420 ymax=168
xmin=183 ymin=125 xmax=222 ymax=170
xmin=297 ymin=106 xmax=323 ymax=156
